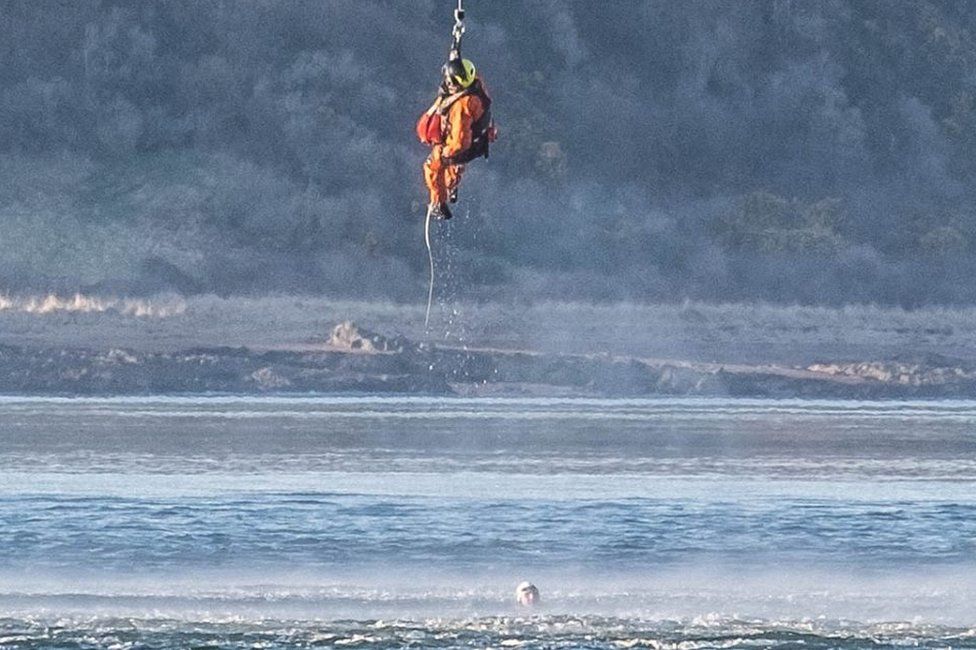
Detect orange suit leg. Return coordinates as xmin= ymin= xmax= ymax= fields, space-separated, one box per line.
xmin=423 ymin=147 xmax=464 ymax=204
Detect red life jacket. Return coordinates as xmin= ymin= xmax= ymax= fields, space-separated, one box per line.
xmin=416 ymin=112 xmax=443 ymax=145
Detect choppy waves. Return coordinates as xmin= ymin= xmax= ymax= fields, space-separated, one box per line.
xmin=2 ymin=491 xmax=976 ymax=571
xmin=2 ymin=615 xmax=976 ymax=650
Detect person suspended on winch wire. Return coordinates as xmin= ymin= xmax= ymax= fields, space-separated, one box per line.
xmin=418 ymin=58 xmax=495 ymax=221
xmin=416 ymin=2 xmax=496 ymax=222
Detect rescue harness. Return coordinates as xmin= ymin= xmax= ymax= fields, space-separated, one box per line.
xmin=416 ymin=81 xmax=496 ymax=164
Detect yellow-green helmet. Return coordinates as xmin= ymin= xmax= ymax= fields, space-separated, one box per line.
xmin=444 ymin=58 xmax=477 ymax=88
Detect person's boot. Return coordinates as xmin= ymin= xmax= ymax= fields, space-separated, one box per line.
xmin=426 ymin=201 xmax=453 ymax=221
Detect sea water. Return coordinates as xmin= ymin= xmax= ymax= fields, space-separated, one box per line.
xmin=1 ymin=396 xmax=975 ymax=648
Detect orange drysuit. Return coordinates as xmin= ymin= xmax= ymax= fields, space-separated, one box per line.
xmin=423 ymin=91 xmax=486 ymax=205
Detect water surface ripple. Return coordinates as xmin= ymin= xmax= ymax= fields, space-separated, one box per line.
xmin=2 ymin=396 xmax=975 ymax=648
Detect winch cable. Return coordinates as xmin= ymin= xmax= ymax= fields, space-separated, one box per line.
xmin=451 ymin=0 xmax=465 ymax=59
xmin=425 ymin=0 xmax=466 ymax=329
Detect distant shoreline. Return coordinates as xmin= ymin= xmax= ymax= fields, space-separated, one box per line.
xmin=2 ymin=297 xmax=976 ymax=399
xmin=1 ymin=324 xmax=974 ymax=399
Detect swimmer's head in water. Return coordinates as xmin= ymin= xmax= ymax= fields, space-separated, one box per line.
xmin=515 ymin=581 xmax=540 ymax=606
